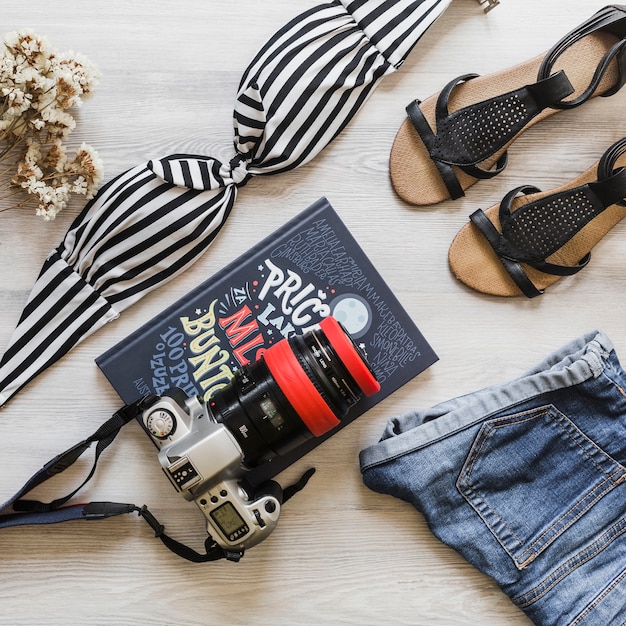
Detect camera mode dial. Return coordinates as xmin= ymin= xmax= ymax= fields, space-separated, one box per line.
xmin=145 ymin=408 xmax=176 ymax=439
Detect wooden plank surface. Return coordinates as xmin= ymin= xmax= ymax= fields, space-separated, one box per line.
xmin=1 ymin=1 xmax=625 ymax=624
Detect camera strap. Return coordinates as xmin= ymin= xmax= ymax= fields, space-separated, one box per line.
xmin=0 ymin=398 xmax=313 ymax=563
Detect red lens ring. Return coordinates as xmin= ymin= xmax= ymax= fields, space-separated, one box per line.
xmin=263 ymin=339 xmax=340 ymax=437
xmin=319 ymin=317 xmax=380 ymax=396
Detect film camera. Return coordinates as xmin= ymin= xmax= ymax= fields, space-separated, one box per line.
xmin=139 ymin=316 xmax=379 ymax=556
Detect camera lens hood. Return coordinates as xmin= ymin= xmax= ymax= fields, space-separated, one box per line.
xmin=263 ymin=317 xmax=380 ymax=437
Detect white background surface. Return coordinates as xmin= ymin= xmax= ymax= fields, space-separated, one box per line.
xmin=1 ymin=1 xmax=624 ymax=624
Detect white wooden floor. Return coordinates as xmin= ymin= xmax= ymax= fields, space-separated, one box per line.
xmin=1 ymin=1 xmax=625 ymax=624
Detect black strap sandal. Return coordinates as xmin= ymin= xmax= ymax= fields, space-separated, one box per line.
xmin=448 ymin=137 xmax=626 ymax=297
xmin=390 ymin=5 xmax=626 ymax=206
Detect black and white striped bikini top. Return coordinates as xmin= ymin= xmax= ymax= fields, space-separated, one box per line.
xmin=0 ymin=0 xmax=451 ymax=405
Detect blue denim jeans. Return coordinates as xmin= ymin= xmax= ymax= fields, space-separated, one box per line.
xmin=359 ymin=331 xmax=626 ymax=626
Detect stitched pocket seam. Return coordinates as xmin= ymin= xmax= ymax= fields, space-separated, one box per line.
xmin=511 ymin=517 xmax=626 ymax=611
xmin=457 ymin=405 xmax=626 ymax=569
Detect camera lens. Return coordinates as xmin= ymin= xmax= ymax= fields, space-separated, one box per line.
xmin=208 ymin=317 xmax=380 ymax=466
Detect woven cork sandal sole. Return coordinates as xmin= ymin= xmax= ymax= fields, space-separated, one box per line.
xmin=448 ymin=152 xmax=626 ymax=297
xmin=390 ymin=31 xmax=620 ymax=206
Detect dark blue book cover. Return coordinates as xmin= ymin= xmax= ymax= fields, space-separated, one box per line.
xmin=96 ymin=197 xmax=437 ymax=482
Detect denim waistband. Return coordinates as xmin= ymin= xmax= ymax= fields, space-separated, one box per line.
xmin=359 ymin=330 xmax=613 ymax=471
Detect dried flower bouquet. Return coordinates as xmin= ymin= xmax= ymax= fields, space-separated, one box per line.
xmin=0 ymin=29 xmax=103 ymax=220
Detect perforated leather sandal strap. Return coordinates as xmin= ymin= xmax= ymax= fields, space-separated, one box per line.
xmin=430 ymin=71 xmax=573 ymax=168
xmin=470 ymin=208 xmax=544 ymax=298
xmin=497 ymin=171 xmax=626 ymax=264
xmin=538 ymin=5 xmax=626 ymax=108
xmin=406 ymin=71 xmax=573 ymax=199
xmin=470 ymin=158 xmax=626 ymax=298
xmin=470 ymin=204 xmax=590 ymax=299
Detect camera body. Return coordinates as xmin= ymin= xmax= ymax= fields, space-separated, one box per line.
xmin=140 ymin=316 xmax=380 ymax=555
xmin=142 ymin=390 xmax=281 ymax=551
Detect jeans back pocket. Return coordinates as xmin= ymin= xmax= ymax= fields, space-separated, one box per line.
xmin=457 ymin=405 xmax=626 ymax=570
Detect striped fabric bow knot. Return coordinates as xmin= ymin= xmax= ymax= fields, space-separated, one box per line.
xmin=148 ymin=154 xmax=252 ymax=191
xmin=0 ymin=0 xmax=452 ymax=406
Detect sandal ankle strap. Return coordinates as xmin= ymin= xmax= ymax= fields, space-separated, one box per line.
xmin=597 ymin=135 xmax=626 ymax=204
xmin=538 ymin=4 xmax=626 ymax=108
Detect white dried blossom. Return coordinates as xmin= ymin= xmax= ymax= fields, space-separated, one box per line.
xmin=56 ymin=51 xmax=100 ymax=100
xmin=9 ymin=138 xmax=103 ymax=219
xmin=0 ymin=28 xmax=103 ymax=219
xmin=34 ymin=183 xmax=70 ymax=221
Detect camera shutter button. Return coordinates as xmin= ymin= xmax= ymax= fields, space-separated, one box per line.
xmin=265 ymin=501 xmax=277 ymax=514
